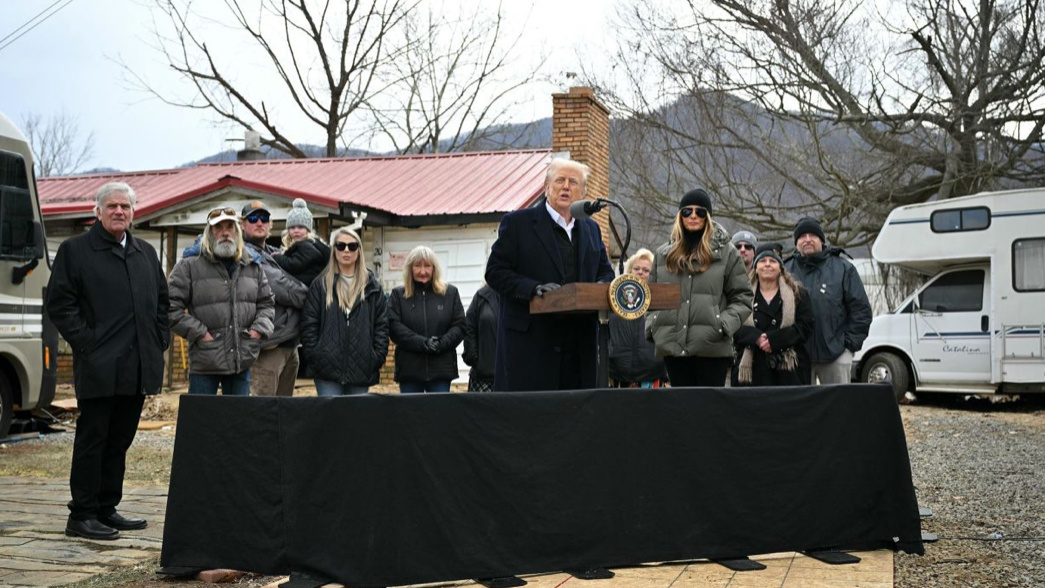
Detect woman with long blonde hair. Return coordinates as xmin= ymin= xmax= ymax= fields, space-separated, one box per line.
xmin=646 ymin=188 xmax=753 ymax=387
xmin=387 ymin=246 xmax=466 ymax=393
xmin=300 ymin=227 xmax=388 ymax=395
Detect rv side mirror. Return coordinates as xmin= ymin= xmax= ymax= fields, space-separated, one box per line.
xmin=912 ymin=298 xmax=921 ymax=312
xmin=23 ymin=220 xmax=44 ymax=260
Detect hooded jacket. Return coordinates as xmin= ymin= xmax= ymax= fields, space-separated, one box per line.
xmin=301 ymin=270 xmax=389 ymax=386
xmin=646 ymin=221 xmax=754 ymax=359
xmin=168 ymin=237 xmax=275 ymax=375
xmin=785 ymin=246 xmax=872 ymax=363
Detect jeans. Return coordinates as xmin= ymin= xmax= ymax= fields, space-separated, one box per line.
xmin=399 ymin=380 xmax=452 ymax=394
xmin=314 ymin=379 xmax=369 ymax=396
xmin=188 ymin=372 xmax=251 ymax=396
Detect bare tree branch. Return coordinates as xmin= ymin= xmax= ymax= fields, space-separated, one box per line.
xmin=20 ymin=111 xmax=96 ymax=177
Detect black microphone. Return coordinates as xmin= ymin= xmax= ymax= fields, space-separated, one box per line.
xmin=568 ymin=198 xmax=607 ymax=220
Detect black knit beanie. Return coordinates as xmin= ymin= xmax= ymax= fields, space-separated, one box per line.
xmin=753 ymin=243 xmax=783 ymax=267
xmin=793 ymin=216 xmax=825 ymax=245
xmin=679 ymin=188 xmax=713 ymax=216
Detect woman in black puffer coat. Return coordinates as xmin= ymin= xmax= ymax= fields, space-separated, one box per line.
xmin=388 ymin=246 xmax=466 ymax=393
xmin=300 ymin=227 xmax=388 ymax=395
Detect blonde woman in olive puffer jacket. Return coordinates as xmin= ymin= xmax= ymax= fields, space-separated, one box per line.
xmin=646 ymin=188 xmax=753 ymax=387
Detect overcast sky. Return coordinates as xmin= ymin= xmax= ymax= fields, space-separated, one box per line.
xmin=0 ymin=0 xmax=616 ymax=172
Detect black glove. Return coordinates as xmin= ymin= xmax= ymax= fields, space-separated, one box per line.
xmin=424 ymin=336 xmax=441 ymax=353
xmin=533 ymin=282 xmax=561 ymax=298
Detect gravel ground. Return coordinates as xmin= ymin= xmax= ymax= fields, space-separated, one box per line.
xmin=896 ymin=395 xmax=1045 ymax=587
xmin=7 ymin=391 xmax=1045 ymax=587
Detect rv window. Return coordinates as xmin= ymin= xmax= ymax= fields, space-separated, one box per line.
xmin=0 ymin=150 xmax=38 ymax=260
xmin=1013 ymin=239 xmax=1045 ymax=292
xmin=918 ymin=269 xmax=984 ymax=312
xmin=930 ymin=206 xmax=991 ymax=233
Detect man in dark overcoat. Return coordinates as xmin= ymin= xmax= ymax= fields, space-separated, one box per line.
xmin=485 ymin=158 xmax=615 ymax=391
xmin=46 ymin=182 xmax=170 ymax=540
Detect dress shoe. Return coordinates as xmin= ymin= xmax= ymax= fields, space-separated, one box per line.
xmin=65 ymin=518 xmax=119 ymax=540
xmin=99 ymin=511 xmax=148 ymax=531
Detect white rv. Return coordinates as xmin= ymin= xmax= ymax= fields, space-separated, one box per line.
xmin=852 ymin=189 xmax=1045 ymax=401
xmin=0 ymin=112 xmax=57 ymax=438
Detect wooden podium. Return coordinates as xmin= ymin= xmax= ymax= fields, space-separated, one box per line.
xmin=530 ymin=283 xmax=681 ymax=388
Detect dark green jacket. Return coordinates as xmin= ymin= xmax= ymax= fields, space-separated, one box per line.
xmin=647 ymin=221 xmax=753 ymax=358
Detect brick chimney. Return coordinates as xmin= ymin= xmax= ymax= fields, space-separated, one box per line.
xmin=552 ymin=86 xmax=612 ymax=248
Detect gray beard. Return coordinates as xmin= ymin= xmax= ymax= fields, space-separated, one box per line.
xmin=213 ymin=239 xmax=237 ymax=259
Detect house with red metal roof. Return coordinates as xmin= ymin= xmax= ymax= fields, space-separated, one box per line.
xmin=38 ymin=149 xmax=553 ymax=299
xmin=38 ymin=87 xmax=612 ymax=303
xmin=36 ymin=87 xmax=612 ymax=386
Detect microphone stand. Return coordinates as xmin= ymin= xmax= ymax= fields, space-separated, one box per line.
xmin=588 ymin=198 xmax=633 ymax=274
xmin=588 ymin=197 xmax=633 ymax=389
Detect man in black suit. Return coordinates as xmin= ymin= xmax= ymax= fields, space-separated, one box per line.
xmin=46 ymin=182 xmax=170 ymax=540
xmin=485 ymin=158 xmax=615 ymax=391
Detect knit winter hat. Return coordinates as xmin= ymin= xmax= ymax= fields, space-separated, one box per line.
xmin=679 ymin=188 xmax=713 ymax=216
xmin=731 ymin=230 xmax=758 ymax=248
xmin=753 ymin=243 xmax=783 ymax=267
xmin=285 ymin=198 xmax=314 ymax=230
xmin=793 ymin=216 xmax=825 ymax=245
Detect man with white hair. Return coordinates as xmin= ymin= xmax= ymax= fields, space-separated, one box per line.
xmin=168 ymin=207 xmax=275 ymax=395
xmin=485 ymin=158 xmax=615 ymax=391
xmin=46 ymin=182 xmax=170 ymax=540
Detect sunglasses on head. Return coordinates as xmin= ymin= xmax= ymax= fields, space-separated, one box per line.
xmin=736 ymin=243 xmax=754 ymax=251
xmin=207 ymin=207 xmax=237 ymax=220
xmin=245 ymin=213 xmax=270 ymax=224
xmin=334 ymin=241 xmax=360 ymax=252
xmin=680 ymin=206 xmax=708 ymax=219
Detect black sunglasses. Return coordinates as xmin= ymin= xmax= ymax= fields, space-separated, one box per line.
xmin=245 ymin=213 xmax=270 ymax=224
xmin=334 ymin=241 xmax=360 ymax=252
xmin=680 ymin=206 xmax=709 ymax=219
xmin=736 ymin=243 xmax=754 ymax=251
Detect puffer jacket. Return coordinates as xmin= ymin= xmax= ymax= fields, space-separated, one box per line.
xmin=646 ymin=221 xmax=754 ymax=358
xmin=168 ymin=239 xmax=275 ymax=375
xmin=301 ymin=270 xmax=389 ymax=386
xmin=244 ymin=240 xmax=307 ymax=347
xmin=463 ymin=285 xmax=500 ymax=381
xmin=609 ymin=314 xmax=667 ymax=383
xmin=274 ymin=238 xmax=330 ymax=287
xmin=785 ymin=246 xmax=873 ymax=363
xmin=388 ymin=282 xmax=466 ymax=383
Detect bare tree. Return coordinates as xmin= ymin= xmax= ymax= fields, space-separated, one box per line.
xmin=597 ymin=0 xmax=1045 ymax=248
xmin=133 ymin=0 xmax=416 ymax=158
xmin=364 ymin=2 xmax=538 ymax=154
xmin=20 ymin=111 xmax=96 ymax=177
xmin=133 ymin=0 xmax=536 ymax=159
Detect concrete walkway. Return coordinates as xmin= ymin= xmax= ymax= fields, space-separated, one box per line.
xmin=0 ymin=477 xmax=165 ymax=586
xmin=0 ymin=476 xmax=894 ymax=587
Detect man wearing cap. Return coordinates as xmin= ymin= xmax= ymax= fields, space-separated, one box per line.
xmin=241 ymin=201 xmax=308 ymax=397
xmin=168 ymin=207 xmax=275 ymax=395
xmin=784 ymin=217 xmax=872 ymax=384
xmin=731 ymin=231 xmax=758 ymax=272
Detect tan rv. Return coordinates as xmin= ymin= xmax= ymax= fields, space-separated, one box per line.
xmin=0 ymin=111 xmax=57 ymax=438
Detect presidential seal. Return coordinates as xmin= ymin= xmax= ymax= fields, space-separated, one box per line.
xmin=609 ymin=274 xmax=651 ymax=320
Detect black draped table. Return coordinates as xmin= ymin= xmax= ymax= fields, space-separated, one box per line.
xmin=160 ymin=384 xmax=923 ymax=585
